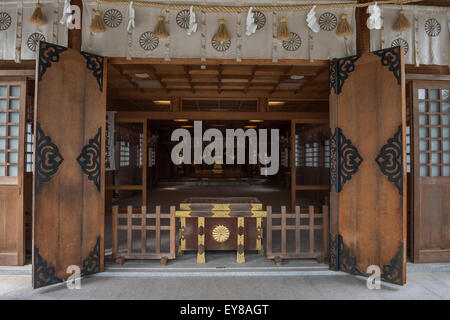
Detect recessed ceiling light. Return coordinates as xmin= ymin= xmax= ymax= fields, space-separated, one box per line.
xmin=153 ymin=100 xmax=171 ymax=105
xmin=249 ymin=120 xmax=264 ymax=123
xmin=290 ymin=75 xmax=304 ymax=80
xmin=135 ymin=73 xmax=150 ymax=78
xmin=268 ymin=101 xmax=285 ymax=107
xmin=174 ymin=119 xmax=189 ymax=122
xmin=181 ymin=125 xmax=193 ymax=128
xmin=244 ymin=125 xmax=257 ymax=129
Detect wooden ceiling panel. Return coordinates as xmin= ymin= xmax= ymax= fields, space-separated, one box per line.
xmin=108 ymin=61 xmax=330 ymax=104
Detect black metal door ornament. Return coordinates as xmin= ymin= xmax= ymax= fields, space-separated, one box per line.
xmin=77 ymin=127 xmax=101 ymax=192
xmin=329 ymin=54 xmax=361 ymax=95
xmin=372 ymin=46 xmax=402 ymax=86
xmin=330 ymin=127 xmax=363 ymax=192
xmin=35 ymin=123 xmax=64 ymax=195
xmin=375 ymin=125 xmax=403 ymax=196
xmin=329 ymin=233 xmax=404 ymax=285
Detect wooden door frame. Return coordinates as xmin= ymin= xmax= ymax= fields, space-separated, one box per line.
xmin=113 ymin=111 xmax=329 ymax=210
xmin=290 ymin=119 xmax=330 ymax=210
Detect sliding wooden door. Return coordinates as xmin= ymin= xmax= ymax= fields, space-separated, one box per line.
xmin=329 ymin=47 xmax=407 ymax=285
xmin=33 ymin=42 xmax=106 ymax=288
xmin=411 ymin=81 xmax=450 ymax=262
xmin=0 ymin=78 xmax=26 ymax=266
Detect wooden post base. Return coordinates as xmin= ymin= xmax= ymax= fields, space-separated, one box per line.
xmin=160 ymin=256 xmax=169 ymax=265
xmin=115 ymin=256 xmax=125 ymax=265
xmin=273 ymin=256 xmax=282 ymax=265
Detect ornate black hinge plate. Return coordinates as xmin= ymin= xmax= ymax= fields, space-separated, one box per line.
xmin=330 ymin=127 xmax=363 ymax=193
xmin=376 ymin=125 xmax=403 ymax=196
xmin=35 ymin=122 xmax=64 ymax=195
xmin=329 ymin=234 xmax=404 ymax=285
xmin=77 ymin=127 xmax=101 ymax=192
xmin=38 ymin=41 xmax=68 ymax=81
xmin=381 ymin=244 xmax=404 ymax=285
xmin=33 ymin=247 xmax=63 ymax=288
xmin=80 ymin=51 xmax=104 ymax=92
xmin=372 ymin=46 xmax=402 ymax=86
xmin=329 ymin=233 xmax=339 ymax=271
xmin=81 ymin=236 xmax=101 ymax=276
xmin=329 ymin=54 xmax=361 ymax=95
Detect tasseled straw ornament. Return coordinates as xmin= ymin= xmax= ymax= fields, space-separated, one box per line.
xmin=336 ymin=13 xmax=353 ymax=37
xmin=90 ymin=9 xmax=105 ymax=33
xmin=154 ymin=15 xmax=169 ymax=38
xmin=30 ymin=1 xmax=46 ymax=26
xmin=213 ymin=18 xmax=230 ymax=42
xmin=393 ymin=10 xmax=411 ymax=32
xmin=277 ymin=16 xmax=290 ymax=40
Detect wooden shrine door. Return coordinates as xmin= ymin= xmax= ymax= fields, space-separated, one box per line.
xmin=32 ymin=42 xmax=106 ymax=288
xmin=329 ymin=46 xmax=407 ymax=285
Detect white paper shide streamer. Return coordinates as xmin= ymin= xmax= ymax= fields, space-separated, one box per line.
xmin=367 ymin=2 xmax=383 ymax=30
xmin=307 ymin=6 xmax=320 ymax=33
xmin=127 ymin=1 xmax=135 ymax=32
xmin=187 ymin=5 xmax=197 ymax=35
xmin=245 ymin=7 xmax=257 ymax=36
xmin=60 ymin=0 xmax=73 ymax=27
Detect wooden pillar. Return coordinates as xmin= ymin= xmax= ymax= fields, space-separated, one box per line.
xmin=356 ymin=2 xmax=371 ymax=54
xmin=171 ymin=97 xmax=182 ymax=112
xmin=258 ymin=97 xmax=268 ymax=113
xmin=290 ymin=120 xmax=296 ymax=210
xmin=68 ymin=0 xmax=82 ymax=51
xmin=142 ymin=120 xmax=148 ymax=206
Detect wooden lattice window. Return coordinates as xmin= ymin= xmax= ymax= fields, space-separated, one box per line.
xmin=120 ymin=140 xmax=130 ymax=167
xmin=415 ymin=86 xmax=450 ymax=177
xmin=25 ymin=123 xmax=33 ymax=173
xmin=323 ymin=139 xmax=330 ymax=168
xmin=0 ymin=82 xmax=24 ymax=181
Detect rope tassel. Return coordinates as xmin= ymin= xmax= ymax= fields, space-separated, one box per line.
xmin=30 ymin=1 xmax=46 ymax=26
xmin=336 ymin=13 xmax=353 ymax=37
xmin=154 ymin=15 xmax=169 ymax=38
xmin=277 ymin=16 xmax=290 ymax=40
xmin=90 ymin=9 xmax=105 ymax=33
xmin=213 ymin=18 xmax=230 ymax=42
xmin=393 ymin=9 xmax=411 ymax=31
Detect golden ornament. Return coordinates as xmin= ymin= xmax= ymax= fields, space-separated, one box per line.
xmin=212 ymin=225 xmax=230 ymax=243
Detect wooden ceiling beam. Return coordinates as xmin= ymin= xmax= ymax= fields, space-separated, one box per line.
xmin=144 ymin=65 xmax=170 ymax=93
xmin=111 ymin=64 xmax=144 ymax=93
xmin=109 ymin=57 xmax=329 ymax=67
xmin=116 ymin=111 xmax=328 ymax=121
xmin=108 ymin=88 xmax=328 ymax=101
xmin=270 ymin=65 xmax=294 ymax=95
xmin=218 ymin=64 xmax=223 ymax=94
xmin=244 ymin=65 xmax=258 ymax=94
xmin=184 ymin=65 xmax=196 ymax=94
